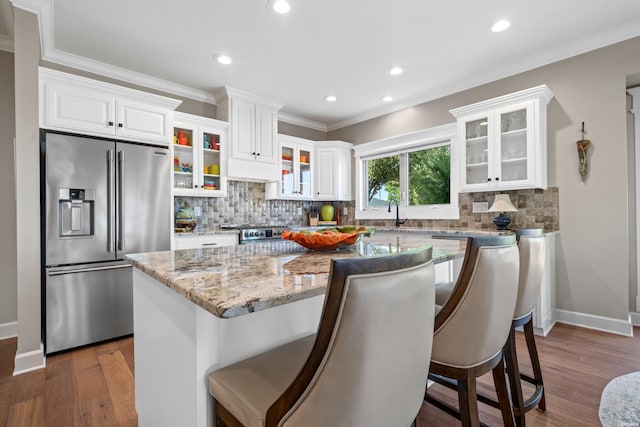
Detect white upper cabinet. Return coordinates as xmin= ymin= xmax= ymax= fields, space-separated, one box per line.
xmin=216 ymin=87 xmax=283 ymax=181
xmin=450 ymin=85 xmax=553 ymax=192
xmin=172 ymin=112 xmax=228 ymax=198
xmin=314 ymin=141 xmax=353 ymax=201
xmin=266 ymin=135 xmax=314 ymax=200
xmin=39 ymin=67 xmax=181 ymax=145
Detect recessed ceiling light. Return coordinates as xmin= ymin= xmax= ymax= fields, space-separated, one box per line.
xmin=214 ymin=54 xmax=232 ymax=65
xmin=382 ymin=95 xmax=393 ymax=102
xmin=268 ymin=0 xmax=291 ymax=14
xmin=491 ymin=19 xmax=511 ymax=33
xmin=389 ymin=66 xmax=403 ymax=76
xmin=325 ymin=95 xmax=337 ymax=102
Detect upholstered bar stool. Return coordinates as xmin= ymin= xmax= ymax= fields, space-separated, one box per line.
xmin=502 ymin=229 xmax=546 ymax=427
xmin=425 ymin=235 xmax=519 ymax=427
xmin=433 ymin=231 xmax=546 ymax=427
xmin=209 ymin=247 xmax=436 ymax=427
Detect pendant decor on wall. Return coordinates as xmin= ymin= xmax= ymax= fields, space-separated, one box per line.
xmin=577 ymin=122 xmax=592 ymax=181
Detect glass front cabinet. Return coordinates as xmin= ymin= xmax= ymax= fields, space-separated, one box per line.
xmin=266 ymin=135 xmax=314 ymax=200
xmin=451 ymin=85 xmax=554 ymax=192
xmin=172 ymin=112 xmax=228 ymax=197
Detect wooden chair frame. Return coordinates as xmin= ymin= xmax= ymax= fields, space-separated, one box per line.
xmin=425 ymin=235 xmax=517 ymax=427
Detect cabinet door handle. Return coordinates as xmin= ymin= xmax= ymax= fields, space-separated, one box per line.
xmin=118 ymin=123 xmax=123 ymax=128
xmin=487 ymin=178 xmax=492 ymax=182
xmin=252 ymin=152 xmax=256 ymax=155
xmin=108 ymin=121 xmax=114 ymax=126
xmin=202 ymin=243 xmax=217 ymax=247
xmin=201 ymin=185 xmax=204 ymax=188
xmin=495 ymin=177 xmax=500 ymax=181
xmin=194 ymin=185 xmax=197 ymax=188
xmin=256 ymin=153 xmax=260 ymax=156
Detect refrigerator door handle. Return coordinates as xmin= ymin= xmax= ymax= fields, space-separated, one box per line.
xmin=107 ymin=149 xmax=115 ymax=253
xmin=117 ymin=150 xmax=125 ymax=252
xmin=47 ymin=263 xmax=133 ymax=276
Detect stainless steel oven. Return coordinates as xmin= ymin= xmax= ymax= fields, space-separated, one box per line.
xmin=221 ymin=224 xmax=288 ymax=244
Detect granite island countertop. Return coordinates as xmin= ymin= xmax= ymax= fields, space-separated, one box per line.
xmin=126 ymin=234 xmax=466 ymax=319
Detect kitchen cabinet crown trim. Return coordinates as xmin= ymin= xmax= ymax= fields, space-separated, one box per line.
xmin=214 ymin=86 xmax=284 ymax=112
xmin=449 ymin=84 xmax=553 ymax=118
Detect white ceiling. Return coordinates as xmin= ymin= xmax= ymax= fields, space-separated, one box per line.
xmin=7 ymin=0 xmax=640 ymax=130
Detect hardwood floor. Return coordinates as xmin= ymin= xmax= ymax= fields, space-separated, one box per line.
xmin=0 ymin=323 xmax=639 ymax=426
xmin=0 ymin=337 xmax=137 ymax=427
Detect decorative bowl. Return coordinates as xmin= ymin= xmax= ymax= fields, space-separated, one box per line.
xmin=282 ymin=227 xmax=375 ymax=251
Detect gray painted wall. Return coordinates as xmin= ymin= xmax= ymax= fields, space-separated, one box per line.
xmin=278 ymin=121 xmax=327 ymax=141
xmin=0 ymin=50 xmax=17 ymax=330
xmin=330 ymin=36 xmax=640 ymax=322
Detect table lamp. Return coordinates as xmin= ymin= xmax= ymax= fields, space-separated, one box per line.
xmin=488 ymin=194 xmax=517 ymax=230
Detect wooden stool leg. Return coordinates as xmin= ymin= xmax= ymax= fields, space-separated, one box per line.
xmin=504 ymin=325 xmax=526 ymax=426
xmin=492 ymin=354 xmax=516 ymax=427
xmin=523 ymin=319 xmax=546 ymax=411
xmin=457 ymin=375 xmax=481 ymax=427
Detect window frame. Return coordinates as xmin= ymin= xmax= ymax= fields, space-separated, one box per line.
xmin=353 ymin=123 xmax=459 ymax=220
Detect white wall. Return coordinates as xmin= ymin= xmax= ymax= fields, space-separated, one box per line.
xmin=13 ymin=7 xmax=44 ymax=373
xmin=330 ymin=37 xmax=640 ymax=329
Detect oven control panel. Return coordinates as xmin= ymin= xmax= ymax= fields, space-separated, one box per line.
xmin=239 ymin=227 xmax=286 ymax=243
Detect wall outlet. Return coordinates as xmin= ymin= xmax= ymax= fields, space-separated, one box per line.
xmin=193 ymin=206 xmax=202 ymax=217
xmin=342 ymin=207 xmax=348 ymax=215
xmin=297 ymin=207 xmax=303 ymax=215
xmin=472 ymin=202 xmax=488 ymax=213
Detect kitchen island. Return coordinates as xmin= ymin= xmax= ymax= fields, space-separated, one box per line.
xmin=127 ymin=233 xmax=466 ymax=427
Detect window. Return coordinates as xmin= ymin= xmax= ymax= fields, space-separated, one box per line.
xmin=354 ymin=123 xmax=459 ymax=220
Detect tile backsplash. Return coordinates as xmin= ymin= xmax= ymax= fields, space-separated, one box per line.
xmin=175 ymin=183 xmax=558 ymax=232
xmin=174 ymin=181 xmax=354 ymax=231
xmin=356 ymin=187 xmax=559 ymax=232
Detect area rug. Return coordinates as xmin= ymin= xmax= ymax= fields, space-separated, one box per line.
xmin=599 ymin=372 xmax=640 ymax=426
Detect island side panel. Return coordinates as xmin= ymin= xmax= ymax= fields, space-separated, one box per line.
xmin=133 ymin=268 xmax=200 ymax=427
xmin=133 ymin=267 xmax=325 ymax=427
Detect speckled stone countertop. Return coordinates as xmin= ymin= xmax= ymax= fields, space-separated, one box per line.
xmin=127 ymin=234 xmax=466 ymax=319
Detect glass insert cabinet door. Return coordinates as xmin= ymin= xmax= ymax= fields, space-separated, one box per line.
xmin=498 ymin=108 xmax=529 ymax=184
xmin=464 ymin=117 xmax=489 ymax=186
xmin=173 ymin=126 xmax=195 ymax=191
xmin=298 ymin=149 xmax=311 ymax=197
xmin=281 ymin=146 xmax=295 ymax=196
xmin=201 ymin=130 xmax=222 ymax=192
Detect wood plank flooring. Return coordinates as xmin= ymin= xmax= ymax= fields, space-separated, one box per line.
xmin=0 ymin=323 xmax=639 ymax=426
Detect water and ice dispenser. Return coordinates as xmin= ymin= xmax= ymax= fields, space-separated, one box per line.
xmin=58 ymin=188 xmax=95 ymax=237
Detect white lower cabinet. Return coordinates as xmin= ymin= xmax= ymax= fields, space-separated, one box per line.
xmin=173 ymin=233 xmax=238 ymax=250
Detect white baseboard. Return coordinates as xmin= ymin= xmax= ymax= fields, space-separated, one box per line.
xmin=630 ymin=311 xmax=640 ymax=327
xmin=0 ymin=321 xmax=17 ymax=340
xmin=555 ymin=309 xmax=633 ymax=337
xmin=13 ymin=345 xmax=46 ymax=375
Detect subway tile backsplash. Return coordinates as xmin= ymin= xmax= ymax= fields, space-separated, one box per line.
xmin=175 ymin=182 xmax=558 ymax=233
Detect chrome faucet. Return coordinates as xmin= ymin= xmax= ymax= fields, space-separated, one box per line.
xmin=388 ymin=199 xmax=407 ymax=227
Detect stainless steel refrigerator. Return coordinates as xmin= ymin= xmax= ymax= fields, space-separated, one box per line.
xmin=41 ymin=130 xmax=170 ymax=354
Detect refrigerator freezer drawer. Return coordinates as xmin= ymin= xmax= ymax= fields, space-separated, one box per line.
xmin=45 ymin=263 xmax=133 ymax=354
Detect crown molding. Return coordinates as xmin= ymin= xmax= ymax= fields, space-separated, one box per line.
xmin=11 ymin=0 xmax=216 ymax=105
xmin=328 ymin=17 xmax=640 ymax=131
xmin=278 ymin=112 xmax=327 ymax=132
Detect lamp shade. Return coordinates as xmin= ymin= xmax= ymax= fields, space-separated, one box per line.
xmin=488 ymin=194 xmax=517 ymax=213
